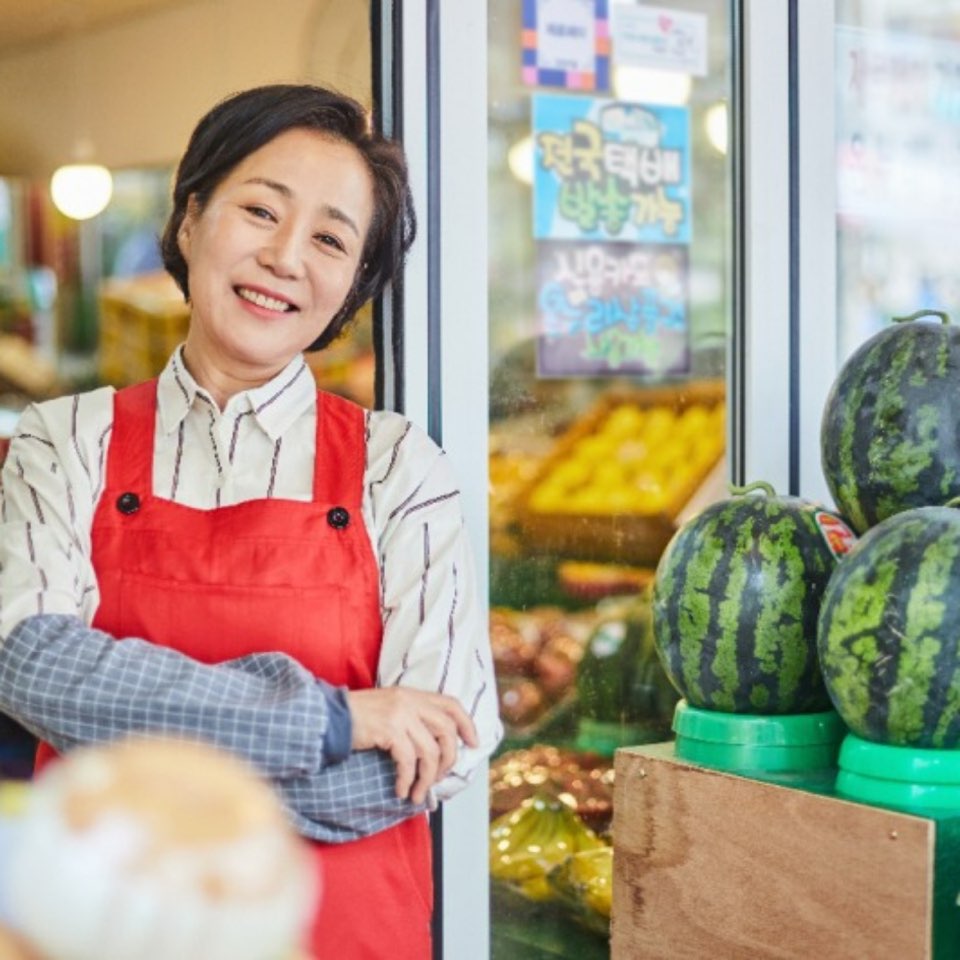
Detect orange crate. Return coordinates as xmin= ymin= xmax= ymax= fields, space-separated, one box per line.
xmin=515 ymin=380 xmax=726 ymax=565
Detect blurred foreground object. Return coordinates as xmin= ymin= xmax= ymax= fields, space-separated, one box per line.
xmin=4 ymin=738 xmax=316 ymax=960
xmin=0 ymin=923 xmax=42 ymax=959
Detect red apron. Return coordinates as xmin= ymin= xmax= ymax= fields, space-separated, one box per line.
xmin=35 ymin=380 xmax=433 ymax=959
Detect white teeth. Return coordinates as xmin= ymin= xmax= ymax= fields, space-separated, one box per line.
xmin=237 ymin=287 xmax=293 ymax=312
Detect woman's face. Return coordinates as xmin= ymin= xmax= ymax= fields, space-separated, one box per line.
xmin=178 ymin=127 xmax=374 ymax=385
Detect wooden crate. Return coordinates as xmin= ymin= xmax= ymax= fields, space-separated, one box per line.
xmin=98 ymin=274 xmax=189 ymax=387
xmin=612 ymin=743 xmax=960 ymax=959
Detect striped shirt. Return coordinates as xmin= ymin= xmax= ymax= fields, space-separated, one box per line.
xmin=0 ymin=347 xmax=501 ymax=840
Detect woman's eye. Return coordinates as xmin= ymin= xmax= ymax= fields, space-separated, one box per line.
xmin=244 ymin=205 xmax=275 ymax=221
xmin=316 ymin=233 xmax=346 ymax=252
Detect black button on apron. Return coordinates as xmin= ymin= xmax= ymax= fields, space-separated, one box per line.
xmin=327 ymin=506 xmax=350 ymax=529
xmin=116 ymin=492 xmax=140 ymax=515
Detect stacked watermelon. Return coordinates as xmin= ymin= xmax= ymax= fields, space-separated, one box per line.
xmin=817 ymin=310 xmax=960 ymax=747
xmin=821 ymin=309 xmax=960 ymax=534
xmin=652 ymin=481 xmax=854 ymax=715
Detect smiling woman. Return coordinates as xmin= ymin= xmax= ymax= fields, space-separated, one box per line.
xmin=174 ymin=128 xmax=375 ymax=405
xmin=0 ymin=84 xmax=502 ymax=960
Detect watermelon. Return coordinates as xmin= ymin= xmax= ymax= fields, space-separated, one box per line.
xmin=652 ymin=482 xmax=855 ymax=714
xmin=818 ymin=501 xmax=960 ymax=748
xmin=821 ymin=309 xmax=960 ymax=535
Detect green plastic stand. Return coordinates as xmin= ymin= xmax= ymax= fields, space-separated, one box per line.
xmin=837 ymin=733 xmax=960 ymax=813
xmin=834 ymin=733 xmax=960 ymax=959
xmin=671 ymin=700 xmax=845 ymax=787
xmin=575 ymin=717 xmax=670 ymax=757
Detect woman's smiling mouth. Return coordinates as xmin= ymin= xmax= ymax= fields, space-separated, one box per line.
xmin=235 ymin=286 xmax=298 ymax=312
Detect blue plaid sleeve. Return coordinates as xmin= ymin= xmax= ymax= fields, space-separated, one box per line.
xmin=0 ymin=614 xmax=420 ymax=842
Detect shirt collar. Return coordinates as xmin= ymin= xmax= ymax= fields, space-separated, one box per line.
xmin=157 ymin=347 xmax=316 ymax=441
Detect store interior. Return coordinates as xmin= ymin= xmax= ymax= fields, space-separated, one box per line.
xmin=0 ymin=0 xmax=374 ymax=423
xmin=0 ymin=1 xmax=728 ymax=956
xmin=4 ymin=1 xmax=960 ymax=958
xmin=0 ymin=0 xmax=375 ymax=783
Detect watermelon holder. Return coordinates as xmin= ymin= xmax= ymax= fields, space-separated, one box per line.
xmin=837 ymin=733 xmax=960 ymax=814
xmin=672 ymin=700 xmax=845 ymax=783
xmin=575 ymin=716 xmax=672 ymax=757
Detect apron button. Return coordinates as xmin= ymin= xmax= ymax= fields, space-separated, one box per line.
xmin=327 ymin=506 xmax=350 ymax=529
xmin=116 ymin=492 xmax=141 ymax=515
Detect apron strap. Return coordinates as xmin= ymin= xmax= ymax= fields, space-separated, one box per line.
xmin=105 ymin=379 xmax=158 ymax=497
xmin=313 ymin=391 xmax=366 ymax=506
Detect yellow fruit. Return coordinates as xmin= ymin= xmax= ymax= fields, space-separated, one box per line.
xmin=545 ymin=459 xmax=592 ymax=490
xmin=571 ymin=434 xmax=617 ymax=462
xmin=600 ymin=403 xmax=645 ymax=438
xmin=615 ymin=439 xmax=650 ymax=465
xmin=547 ymin=846 xmax=614 ymax=934
xmin=489 ymin=795 xmax=606 ymax=902
xmin=678 ymin=404 xmax=711 ymax=436
xmin=591 ymin=461 xmax=628 ymax=489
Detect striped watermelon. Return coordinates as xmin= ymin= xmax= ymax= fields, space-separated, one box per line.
xmin=818 ymin=502 xmax=960 ymax=747
xmin=652 ymin=482 xmax=855 ymax=714
xmin=821 ymin=309 xmax=960 ymax=535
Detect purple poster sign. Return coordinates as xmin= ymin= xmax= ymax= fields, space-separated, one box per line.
xmin=536 ymin=240 xmax=689 ymax=377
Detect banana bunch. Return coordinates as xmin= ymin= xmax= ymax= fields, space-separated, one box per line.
xmin=547 ymin=847 xmax=613 ymax=934
xmin=489 ymin=793 xmax=606 ymax=902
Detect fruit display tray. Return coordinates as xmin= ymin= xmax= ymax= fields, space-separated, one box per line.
xmin=515 ymin=380 xmax=726 ymax=566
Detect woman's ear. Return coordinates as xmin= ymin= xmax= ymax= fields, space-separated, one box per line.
xmin=177 ymin=196 xmax=201 ymax=260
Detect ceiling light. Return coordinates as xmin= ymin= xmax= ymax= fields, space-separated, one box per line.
xmin=705 ymin=102 xmax=728 ymax=155
xmin=508 ymin=135 xmax=534 ymax=186
xmin=50 ymin=163 xmax=113 ymax=220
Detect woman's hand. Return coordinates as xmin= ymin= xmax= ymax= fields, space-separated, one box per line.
xmin=346 ymin=689 xmax=478 ymax=805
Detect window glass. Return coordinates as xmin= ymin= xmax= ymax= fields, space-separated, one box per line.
xmin=836 ymin=1 xmax=960 ymax=359
xmin=487 ymin=1 xmax=734 ymax=953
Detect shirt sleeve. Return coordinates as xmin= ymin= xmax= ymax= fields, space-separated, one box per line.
xmin=0 ymin=613 xmax=425 ymax=841
xmin=280 ymin=753 xmax=425 ymax=842
xmin=367 ymin=413 xmax=503 ymax=802
xmin=0 ymin=394 xmax=111 ymax=635
xmin=0 ymin=613 xmax=339 ymax=775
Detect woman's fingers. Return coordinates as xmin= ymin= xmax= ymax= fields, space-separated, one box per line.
xmin=346 ymin=688 xmax=476 ymax=800
xmin=404 ymin=723 xmax=441 ymax=805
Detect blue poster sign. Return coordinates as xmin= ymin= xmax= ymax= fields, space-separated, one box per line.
xmin=533 ymin=93 xmax=691 ymax=244
xmin=536 ymin=240 xmax=690 ymax=377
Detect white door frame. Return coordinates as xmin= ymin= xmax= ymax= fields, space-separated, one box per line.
xmin=377 ymin=2 xmax=491 ymax=958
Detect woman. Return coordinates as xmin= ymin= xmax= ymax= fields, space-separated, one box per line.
xmin=0 ymin=85 xmax=502 ymax=959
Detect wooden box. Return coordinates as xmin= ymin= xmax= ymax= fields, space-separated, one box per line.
xmin=98 ymin=273 xmax=189 ymax=387
xmin=612 ymin=743 xmax=960 ymax=959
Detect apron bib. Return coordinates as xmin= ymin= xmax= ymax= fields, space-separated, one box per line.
xmin=36 ymin=380 xmax=432 ymax=959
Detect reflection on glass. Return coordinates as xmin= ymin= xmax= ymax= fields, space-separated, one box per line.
xmin=836 ymin=1 xmax=960 ymax=361
xmin=487 ymin=0 xmax=733 ymax=955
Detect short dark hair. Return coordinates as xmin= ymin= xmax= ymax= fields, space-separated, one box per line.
xmin=159 ymin=84 xmax=416 ymax=351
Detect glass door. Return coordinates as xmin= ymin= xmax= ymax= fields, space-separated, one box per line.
xmin=795 ymin=1 xmax=960 ymax=500
xmin=835 ymin=1 xmax=960 ymax=359
xmin=486 ymin=1 xmax=735 ymax=954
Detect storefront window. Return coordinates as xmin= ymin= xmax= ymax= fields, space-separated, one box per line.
xmin=487 ymin=0 xmax=733 ymax=954
xmin=835 ymin=1 xmax=960 ymax=361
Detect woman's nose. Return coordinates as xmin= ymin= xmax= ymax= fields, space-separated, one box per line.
xmin=258 ymin=225 xmax=306 ymax=278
